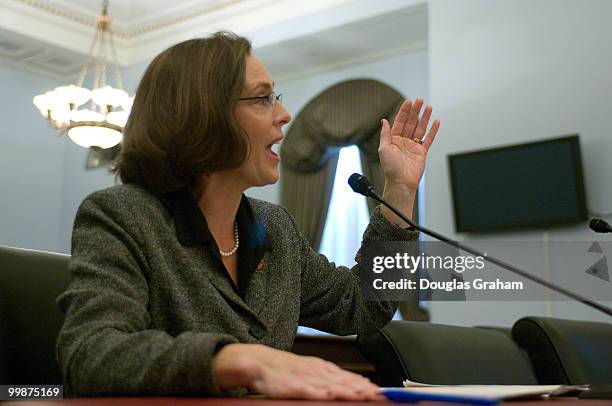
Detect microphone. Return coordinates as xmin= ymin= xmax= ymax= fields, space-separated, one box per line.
xmin=348 ymin=173 xmax=378 ymax=199
xmin=348 ymin=173 xmax=612 ymax=317
xmin=590 ymin=218 xmax=612 ymax=233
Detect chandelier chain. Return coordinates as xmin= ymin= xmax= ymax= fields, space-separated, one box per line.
xmin=92 ymin=29 xmax=101 ymax=90
xmin=109 ymin=29 xmax=124 ymax=90
xmin=100 ymin=28 xmax=108 ymax=88
xmin=77 ymin=28 xmax=99 ymax=87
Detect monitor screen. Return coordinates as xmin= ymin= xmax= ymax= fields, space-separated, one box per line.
xmin=448 ymin=135 xmax=587 ymax=232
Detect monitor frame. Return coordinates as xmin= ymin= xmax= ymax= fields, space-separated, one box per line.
xmin=447 ymin=134 xmax=588 ymax=233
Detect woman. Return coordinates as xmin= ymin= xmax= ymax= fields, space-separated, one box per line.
xmin=57 ymin=31 xmax=440 ymax=400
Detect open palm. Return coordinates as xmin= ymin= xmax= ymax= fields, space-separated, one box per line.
xmin=378 ymin=98 xmax=440 ymax=191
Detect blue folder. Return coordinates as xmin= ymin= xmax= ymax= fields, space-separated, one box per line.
xmin=381 ymin=388 xmax=500 ymax=405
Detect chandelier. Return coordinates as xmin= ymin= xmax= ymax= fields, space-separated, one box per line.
xmin=32 ymin=0 xmax=132 ymax=150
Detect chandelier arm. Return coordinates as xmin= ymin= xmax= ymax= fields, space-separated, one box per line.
xmin=98 ymin=1 xmax=111 ymax=90
xmin=76 ymin=28 xmax=99 ymax=87
xmin=92 ymin=27 xmax=102 ymax=90
xmin=109 ymin=29 xmax=125 ymax=90
xmin=100 ymin=27 xmax=108 ymax=88
xmin=90 ymin=27 xmax=101 ymax=112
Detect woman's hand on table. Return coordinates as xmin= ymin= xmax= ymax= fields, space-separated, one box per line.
xmin=213 ymin=343 xmax=385 ymax=401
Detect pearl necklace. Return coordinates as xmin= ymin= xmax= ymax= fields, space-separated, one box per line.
xmin=219 ymin=222 xmax=239 ymax=257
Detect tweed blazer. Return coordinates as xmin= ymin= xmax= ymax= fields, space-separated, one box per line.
xmin=56 ymin=184 xmax=418 ymax=397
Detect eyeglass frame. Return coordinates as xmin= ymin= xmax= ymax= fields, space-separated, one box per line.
xmin=236 ymin=92 xmax=283 ymax=110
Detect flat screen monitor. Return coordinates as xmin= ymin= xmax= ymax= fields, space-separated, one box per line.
xmin=448 ymin=135 xmax=587 ymax=233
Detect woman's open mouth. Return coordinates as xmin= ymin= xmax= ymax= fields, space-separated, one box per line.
xmin=266 ymin=143 xmax=280 ymax=161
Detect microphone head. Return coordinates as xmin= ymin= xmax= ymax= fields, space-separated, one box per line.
xmin=589 ymin=218 xmax=612 ymax=233
xmin=348 ymin=173 xmax=372 ymax=197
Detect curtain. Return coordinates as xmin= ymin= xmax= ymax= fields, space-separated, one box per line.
xmin=281 ymin=152 xmax=339 ymax=251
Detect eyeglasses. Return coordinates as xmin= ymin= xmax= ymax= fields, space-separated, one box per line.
xmin=237 ymin=92 xmax=283 ymax=110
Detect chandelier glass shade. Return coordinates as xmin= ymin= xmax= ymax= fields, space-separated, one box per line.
xmin=32 ymin=1 xmax=132 ymax=149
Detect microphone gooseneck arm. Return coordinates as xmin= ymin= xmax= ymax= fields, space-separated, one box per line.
xmin=348 ymin=173 xmax=612 ymax=317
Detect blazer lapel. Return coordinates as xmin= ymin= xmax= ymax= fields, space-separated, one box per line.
xmin=199 ymin=252 xmax=257 ymax=316
xmin=243 ymin=250 xmax=275 ymax=314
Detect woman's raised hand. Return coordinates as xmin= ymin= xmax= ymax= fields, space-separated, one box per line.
xmin=378 ymin=98 xmax=440 ymax=192
xmin=213 ymin=343 xmax=384 ymax=400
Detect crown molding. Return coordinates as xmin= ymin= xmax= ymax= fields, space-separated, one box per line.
xmin=38 ymin=0 xmax=248 ymax=38
xmin=9 ymin=0 xmax=250 ymax=36
xmin=2 ymin=0 xmax=97 ymax=55
xmin=121 ymin=0 xmax=426 ymax=65
xmin=1 ymin=0 xmax=428 ymax=79
xmin=3 ymin=0 xmax=362 ymax=65
xmin=120 ymin=0 xmax=363 ymax=65
xmin=2 ymin=0 xmax=424 ymax=61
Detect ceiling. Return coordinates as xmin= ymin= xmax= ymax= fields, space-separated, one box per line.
xmin=49 ymin=0 xmax=236 ymax=28
xmin=0 ymin=0 xmax=428 ymax=81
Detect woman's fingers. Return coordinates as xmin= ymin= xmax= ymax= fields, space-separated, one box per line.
xmin=256 ymin=378 xmax=331 ymax=400
xmin=253 ymin=352 xmax=382 ymax=400
xmin=258 ymin=373 xmax=372 ymax=401
xmin=379 ymin=118 xmax=392 ymax=147
xmin=288 ymin=381 xmax=333 ymax=400
xmin=403 ymin=98 xmax=424 ymax=137
xmin=389 ymin=98 xmax=437 ymax=143
xmin=391 ymin=100 xmax=413 ymax=137
xmin=422 ymin=119 xmax=441 ymax=151
xmin=413 ymin=104 xmax=432 ymax=140
xmin=311 ymin=360 xmax=380 ymax=400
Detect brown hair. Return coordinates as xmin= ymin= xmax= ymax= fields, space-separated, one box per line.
xmin=115 ymin=31 xmax=252 ymax=193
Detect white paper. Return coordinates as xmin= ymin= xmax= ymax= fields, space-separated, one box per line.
xmin=398 ymin=379 xmax=585 ymax=400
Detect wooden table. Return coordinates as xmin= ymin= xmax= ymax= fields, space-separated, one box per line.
xmin=4 ymin=397 xmax=611 ymax=405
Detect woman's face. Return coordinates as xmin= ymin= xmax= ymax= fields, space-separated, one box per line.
xmin=232 ymin=55 xmax=291 ymax=188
